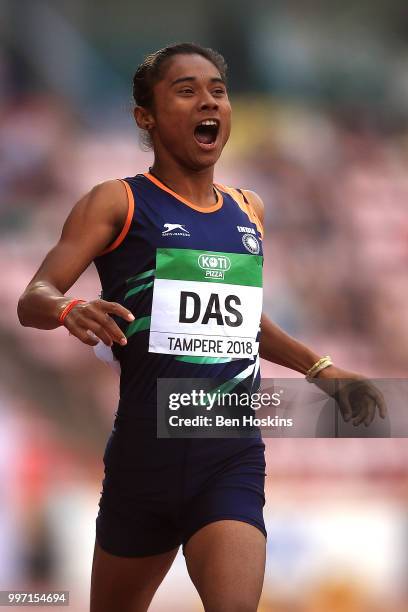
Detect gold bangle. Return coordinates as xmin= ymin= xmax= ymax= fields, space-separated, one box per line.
xmin=309 ymin=359 xmax=333 ymax=378
xmin=306 ymin=356 xmax=333 ymax=379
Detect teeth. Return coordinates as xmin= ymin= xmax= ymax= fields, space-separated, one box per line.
xmin=199 ymin=120 xmax=218 ymax=127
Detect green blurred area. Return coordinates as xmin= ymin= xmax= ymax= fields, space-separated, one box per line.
xmin=3 ymin=0 xmax=408 ymax=116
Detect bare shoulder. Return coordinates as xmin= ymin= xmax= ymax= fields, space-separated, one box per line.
xmin=21 ymin=179 xmax=131 ymax=295
xmin=241 ymin=189 xmax=264 ymax=225
xmin=92 ymin=178 xmax=128 ymax=200
xmin=57 ymin=178 xmax=130 ymax=268
xmin=77 ymin=179 xmax=128 ymax=226
xmin=60 ymin=179 xmax=129 ymax=242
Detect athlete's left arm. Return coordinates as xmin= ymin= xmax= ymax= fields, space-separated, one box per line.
xmin=244 ymin=190 xmax=386 ymax=426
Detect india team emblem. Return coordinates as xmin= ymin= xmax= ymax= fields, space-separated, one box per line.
xmin=242 ymin=233 xmax=260 ymax=254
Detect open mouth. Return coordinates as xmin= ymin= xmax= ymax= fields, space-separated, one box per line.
xmin=194 ymin=119 xmax=220 ymax=147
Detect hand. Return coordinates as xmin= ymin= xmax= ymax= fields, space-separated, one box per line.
xmin=314 ymin=365 xmax=387 ymax=427
xmin=62 ymin=299 xmax=134 ymax=347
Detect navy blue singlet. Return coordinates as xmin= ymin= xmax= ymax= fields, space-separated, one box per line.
xmin=94 ymin=172 xmax=267 ymax=557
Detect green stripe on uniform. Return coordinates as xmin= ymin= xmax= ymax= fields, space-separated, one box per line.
xmin=174 ymin=356 xmax=232 ymax=364
xmin=126 ymin=268 xmax=155 ymax=284
xmin=126 ymin=316 xmax=151 ymax=338
xmin=124 ymin=281 xmax=154 ymax=300
xmin=199 ymin=361 xmax=257 ymax=407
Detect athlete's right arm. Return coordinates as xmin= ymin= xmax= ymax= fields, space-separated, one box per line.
xmin=17 ymin=180 xmax=134 ymax=347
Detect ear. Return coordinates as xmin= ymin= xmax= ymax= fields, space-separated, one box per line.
xmin=134 ymin=106 xmax=155 ymax=131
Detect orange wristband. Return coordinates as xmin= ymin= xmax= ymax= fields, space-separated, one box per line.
xmin=58 ymin=299 xmax=87 ymax=324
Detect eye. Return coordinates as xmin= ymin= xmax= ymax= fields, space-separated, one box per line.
xmin=213 ymin=88 xmax=226 ymax=96
xmin=179 ymin=87 xmax=194 ymax=95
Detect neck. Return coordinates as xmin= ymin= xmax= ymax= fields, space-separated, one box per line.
xmin=149 ymin=157 xmax=217 ymax=208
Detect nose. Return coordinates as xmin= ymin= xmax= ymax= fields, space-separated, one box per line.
xmin=198 ymin=90 xmax=219 ymax=111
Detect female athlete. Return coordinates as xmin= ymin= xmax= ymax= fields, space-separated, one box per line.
xmin=17 ymin=43 xmax=386 ymax=612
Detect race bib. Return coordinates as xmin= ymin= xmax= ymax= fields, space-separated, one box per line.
xmin=149 ymin=248 xmax=263 ymax=358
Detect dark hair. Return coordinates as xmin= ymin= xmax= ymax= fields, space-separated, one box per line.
xmin=132 ymin=42 xmax=228 ymax=109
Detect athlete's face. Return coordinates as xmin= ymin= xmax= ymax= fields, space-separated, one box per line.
xmin=137 ymin=54 xmax=231 ymax=170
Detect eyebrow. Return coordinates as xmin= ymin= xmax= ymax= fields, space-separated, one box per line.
xmin=170 ymin=76 xmax=225 ymax=86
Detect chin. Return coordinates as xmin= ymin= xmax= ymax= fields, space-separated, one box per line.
xmin=188 ymin=149 xmax=224 ymax=171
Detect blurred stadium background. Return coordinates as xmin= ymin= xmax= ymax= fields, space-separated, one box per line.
xmin=2 ymin=0 xmax=408 ymax=610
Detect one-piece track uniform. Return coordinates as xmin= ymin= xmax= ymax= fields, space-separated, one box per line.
xmin=93 ymin=172 xmax=267 ymax=556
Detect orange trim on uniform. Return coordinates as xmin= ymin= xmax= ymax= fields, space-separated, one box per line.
xmin=215 ymin=184 xmax=264 ymax=239
xmin=144 ymin=172 xmax=223 ymax=213
xmin=99 ymin=179 xmax=134 ymax=256
xmin=241 ymin=189 xmax=264 ymax=239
